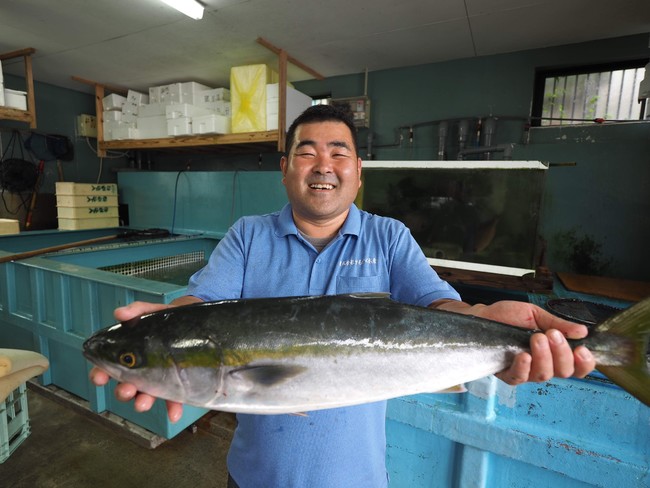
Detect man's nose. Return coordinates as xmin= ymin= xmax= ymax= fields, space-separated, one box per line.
xmin=312 ymin=153 xmax=333 ymax=173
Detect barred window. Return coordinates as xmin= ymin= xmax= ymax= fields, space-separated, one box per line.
xmin=531 ymin=60 xmax=648 ymax=126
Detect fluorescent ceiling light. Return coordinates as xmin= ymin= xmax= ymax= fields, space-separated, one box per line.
xmin=160 ymin=0 xmax=204 ymax=20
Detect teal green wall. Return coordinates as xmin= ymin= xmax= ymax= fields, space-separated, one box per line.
xmin=295 ymin=34 xmax=650 ymax=281
xmin=2 ymin=34 xmax=648 ymax=281
xmin=1 ymin=75 xmax=127 ymax=193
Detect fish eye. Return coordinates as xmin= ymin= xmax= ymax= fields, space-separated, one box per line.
xmin=119 ymin=352 xmax=138 ymax=368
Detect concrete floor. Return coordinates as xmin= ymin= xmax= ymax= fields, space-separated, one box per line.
xmin=2 ymin=385 xmax=233 ymax=488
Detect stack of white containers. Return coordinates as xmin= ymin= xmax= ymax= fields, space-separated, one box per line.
xmin=0 ymin=60 xmax=28 ymax=110
xmin=55 ymin=182 xmax=119 ymax=230
xmin=102 ymin=82 xmax=231 ymax=140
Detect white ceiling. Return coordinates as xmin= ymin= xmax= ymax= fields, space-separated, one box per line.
xmin=0 ymin=0 xmax=649 ymax=94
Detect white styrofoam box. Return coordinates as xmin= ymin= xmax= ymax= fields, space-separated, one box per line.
xmin=0 ymin=82 xmax=4 ymax=106
xmin=126 ymin=89 xmax=149 ymax=106
xmin=266 ymin=84 xmax=312 ymax=131
xmin=0 ymin=218 xmax=19 ymax=235
xmin=58 ymin=216 xmax=119 ymax=230
xmin=165 ymin=103 xmax=212 ymax=119
xmin=167 ymin=117 xmax=192 ymax=136
xmin=192 ymin=114 xmax=231 ymax=135
xmin=122 ymin=90 xmax=149 ymax=116
xmin=197 ymin=87 xmax=230 ymax=103
xmin=103 ymin=93 xmax=126 ymax=111
xmin=120 ymin=111 xmax=137 ymax=124
xmin=139 ymin=103 xmax=167 ymax=118
xmin=112 ymin=125 xmax=139 ymax=140
xmin=3 ymin=88 xmax=27 ymax=110
xmin=57 ymin=206 xmax=119 ymax=219
xmin=56 ymin=194 xmax=118 ymax=206
xmin=0 ymin=59 xmax=3 ymax=83
xmin=56 ymin=182 xmax=118 ymax=196
xmin=202 ymin=100 xmax=231 ymax=116
xmin=104 ymin=120 xmax=137 ymax=140
xmin=150 ymin=82 xmax=211 ymax=105
xmin=137 ymin=115 xmax=169 ymax=139
xmin=103 ymin=110 xmax=122 ymax=122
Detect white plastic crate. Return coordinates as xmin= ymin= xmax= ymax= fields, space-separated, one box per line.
xmin=57 ymin=206 xmax=119 ymax=219
xmin=57 ymin=216 xmax=120 ymax=230
xmin=55 ymin=182 xmax=118 ymax=196
xmin=56 ymin=195 xmax=118 ymax=207
xmin=0 ymin=383 xmax=31 ymax=464
xmin=0 ymin=218 xmax=19 ymax=235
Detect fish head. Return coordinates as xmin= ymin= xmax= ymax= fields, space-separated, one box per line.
xmin=83 ymin=318 xmax=196 ymax=402
xmin=83 ymin=320 xmax=219 ymax=403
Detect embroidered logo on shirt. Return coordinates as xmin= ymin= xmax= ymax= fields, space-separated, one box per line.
xmin=338 ymin=258 xmax=378 ymax=266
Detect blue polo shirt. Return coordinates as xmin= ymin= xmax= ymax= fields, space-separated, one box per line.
xmin=187 ymin=203 xmax=460 ymax=488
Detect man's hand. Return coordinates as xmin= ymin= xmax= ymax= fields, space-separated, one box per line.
xmin=88 ymin=297 xmax=201 ymax=423
xmin=431 ymin=299 xmax=596 ymax=385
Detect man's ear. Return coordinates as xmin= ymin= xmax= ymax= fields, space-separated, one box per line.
xmin=280 ymin=156 xmax=288 ymax=177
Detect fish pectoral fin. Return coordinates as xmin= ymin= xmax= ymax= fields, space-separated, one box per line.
xmin=229 ymin=364 xmax=307 ymax=387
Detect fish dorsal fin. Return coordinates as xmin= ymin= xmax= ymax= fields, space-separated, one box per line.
xmin=229 ymin=364 xmax=307 ymax=386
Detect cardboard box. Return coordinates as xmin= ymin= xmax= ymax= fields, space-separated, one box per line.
xmin=230 ymin=64 xmax=278 ymax=133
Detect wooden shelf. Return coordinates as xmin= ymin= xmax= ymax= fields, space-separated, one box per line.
xmin=99 ymin=130 xmax=281 ymax=153
xmin=75 ymin=38 xmax=323 ymax=157
xmin=0 ymin=48 xmax=37 ymax=129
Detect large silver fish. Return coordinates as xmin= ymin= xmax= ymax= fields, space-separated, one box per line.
xmin=83 ymin=293 xmax=650 ymax=414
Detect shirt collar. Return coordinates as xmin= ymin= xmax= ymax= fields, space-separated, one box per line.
xmin=276 ymin=203 xmax=361 ymax=237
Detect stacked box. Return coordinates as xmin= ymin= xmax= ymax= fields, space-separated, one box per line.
xmin=192 ymin=113 xmax=231 ymax=135
xmin=102 ymin=94 xmax=128 ymax=141
xmin=3 ymin=88 xmax=27 ymax=110
xmin=149 ymin=82 xmax=212 ymax=105
xmin=230 ymin=64 xmax=278 ymax=133
xmin=0 ymin=384 xmax=31 ymax=464
xmin=266 ymin=83 xmax=312 ymax=131
xmin=55 ymin=182 xmax=119 ymax=230
xmin=0 ymin=219 xmax=19 ymax=235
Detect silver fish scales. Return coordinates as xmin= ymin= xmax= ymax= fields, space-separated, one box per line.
xmin=83 ymin=293 xmax=650 ymax=414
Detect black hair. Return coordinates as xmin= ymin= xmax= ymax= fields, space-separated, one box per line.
xmin=284 ymin=104 xmax=358 ymax=156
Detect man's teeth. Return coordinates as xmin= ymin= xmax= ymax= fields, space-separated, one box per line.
xmin=310 ymin=184 xmax=335 ymax=190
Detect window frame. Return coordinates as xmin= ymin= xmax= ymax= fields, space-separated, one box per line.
xmin=530 ymin=59 xmax=648 ymax=127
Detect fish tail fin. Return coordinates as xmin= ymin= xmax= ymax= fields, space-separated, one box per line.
xmin=595 ymin=297 xmax=650 ymax=407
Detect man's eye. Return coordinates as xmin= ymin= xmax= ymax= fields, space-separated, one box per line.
xmin=296 ymin=152 xmax=315 ymax=158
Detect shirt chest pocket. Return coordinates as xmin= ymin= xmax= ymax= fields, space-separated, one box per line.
xmin=336 ymin=274 xmax=386 ymax=294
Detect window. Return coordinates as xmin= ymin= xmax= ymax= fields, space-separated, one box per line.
xmin=531 ymin=60 xmax=648 ymax=126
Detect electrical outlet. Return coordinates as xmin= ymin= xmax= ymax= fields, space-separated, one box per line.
xmin=77 ymin=114 xmax=97 ymax=138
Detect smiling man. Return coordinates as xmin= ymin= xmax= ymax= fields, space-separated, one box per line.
xmin=91 ymin=104 xmax=594 ymax=488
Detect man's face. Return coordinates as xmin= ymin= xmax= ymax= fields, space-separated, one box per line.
xmin=280 ymin=121 xmax=362 ymax=226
